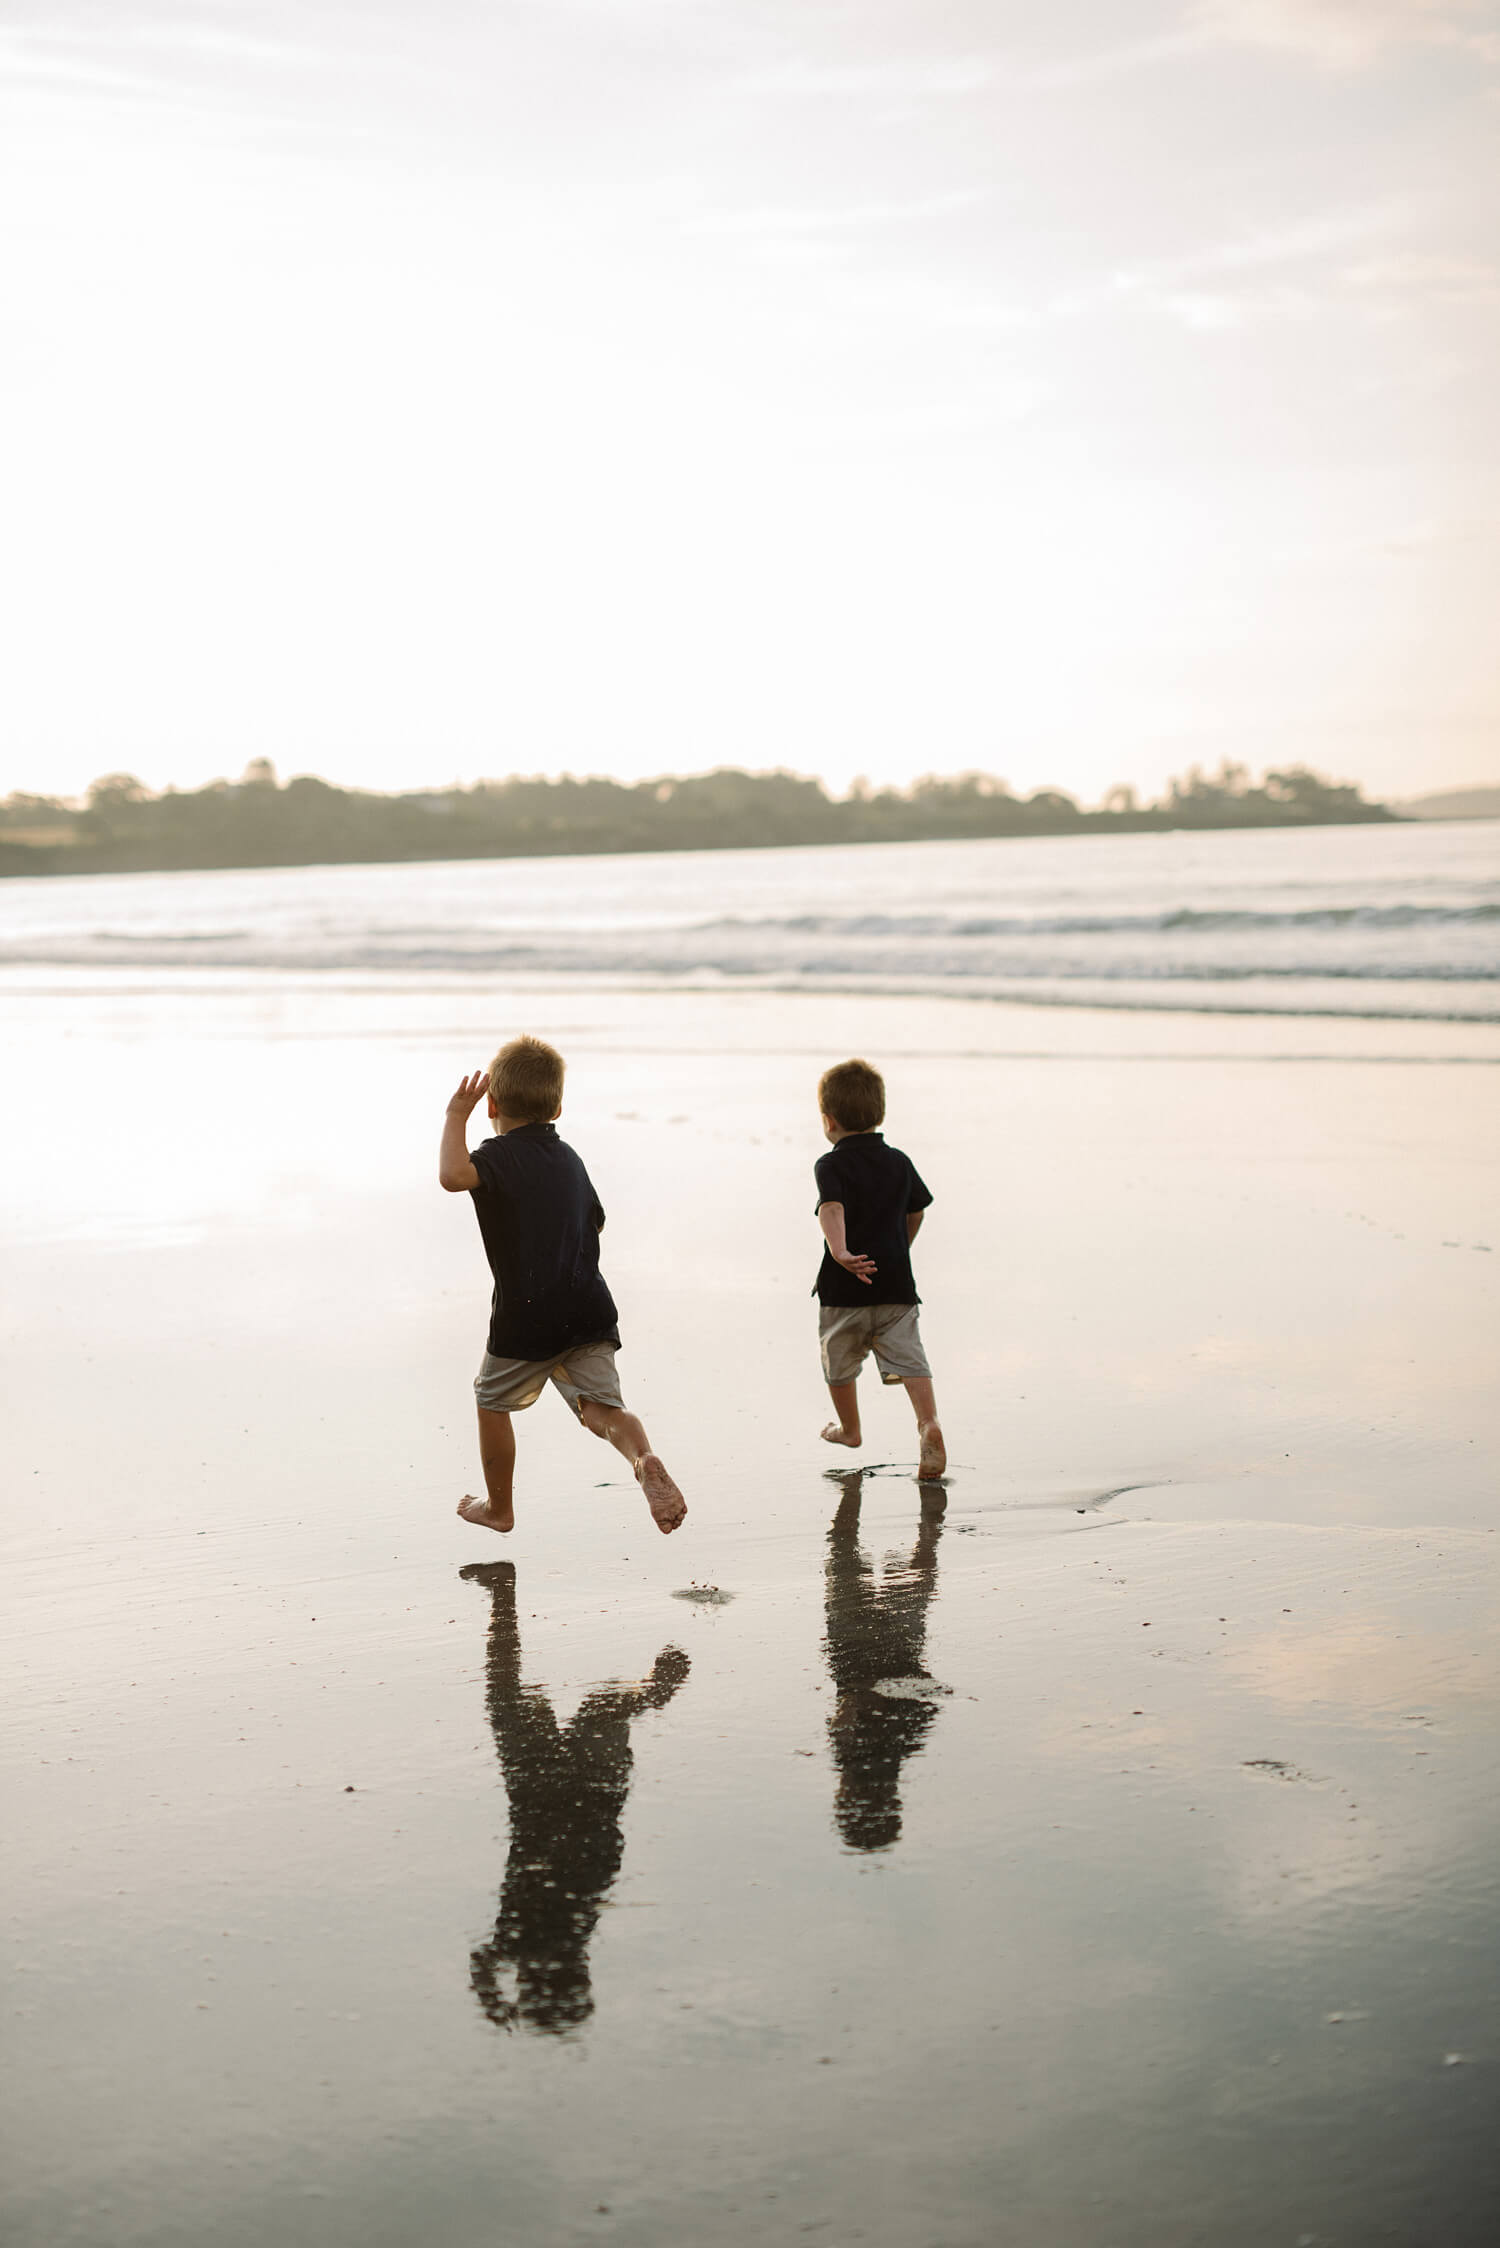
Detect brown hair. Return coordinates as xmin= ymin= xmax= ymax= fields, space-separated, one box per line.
xmin=818 ymin=1058 xmax=885 ymax=1133
xmin=488 ymin=1035 xmax=565 ymax=1124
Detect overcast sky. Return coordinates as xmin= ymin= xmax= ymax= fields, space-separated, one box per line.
xmin=2 ymin=0 xmax=1496 ymax=803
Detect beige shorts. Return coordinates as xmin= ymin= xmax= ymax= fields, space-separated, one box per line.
xmin=819 ymin=1303 xmax=931 ymax=1387
xmin=474 ymin=1341 xmax=625 ymax=1419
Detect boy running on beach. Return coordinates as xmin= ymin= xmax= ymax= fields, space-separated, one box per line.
xmin=439 ymin=1036 xmax=687 ymax=1536
xmin=814 ymin=1058 xmax=946 ymax=1480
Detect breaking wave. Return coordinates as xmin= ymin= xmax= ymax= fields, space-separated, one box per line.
xmin=2 ymin=826 xmax=1496 ymax=1018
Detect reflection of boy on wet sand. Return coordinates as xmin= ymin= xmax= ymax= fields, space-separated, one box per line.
xmin=824 ymin=1474 xmax=946 ymax=1852
xmin=463 ymin=1560 xmax=690 ymax=2035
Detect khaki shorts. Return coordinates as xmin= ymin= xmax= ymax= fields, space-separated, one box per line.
xmin=819 ymin=1303 xmax=931 ymax=1387
xmin=474 ymin=1341 xmax=625 ymax=1419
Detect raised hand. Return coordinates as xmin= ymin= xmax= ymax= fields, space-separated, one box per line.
xmin=447 ymin=1069 xmax=489 ymax=1120
xmin=439 ymin=1071 xmax=487 ymax=1194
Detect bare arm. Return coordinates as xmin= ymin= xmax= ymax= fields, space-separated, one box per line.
xmin=818 ymin=1199 xmax=876 ymax=1285
xmin=906 ymin=1209 xmax=925 ymax=1244
xmin=439 ymin=1071 xmax=486 ymax=1192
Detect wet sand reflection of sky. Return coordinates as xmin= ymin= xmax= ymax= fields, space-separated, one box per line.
xmin=824 ymin=1473 xmax=948 ymax=1854
xmin=462 ymin=1560 xmax=689 ymax=2037
xmin=460 ymin=1476 xmax=947 ymax=2044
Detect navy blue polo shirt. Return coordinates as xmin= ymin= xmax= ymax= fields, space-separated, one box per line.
xmin=469 ymin=1123 xmax=620 ymax=1361
xmin=813 ymin=1132 xmax=933 ymax=1307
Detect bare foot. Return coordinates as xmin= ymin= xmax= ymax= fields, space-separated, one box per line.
xmin=636 ymin=1453 xmax=687 ymax=1534
xmin=458 ymin=1493 xmax=514 ymax=1534
xmin=917 ymin=1422 xmax=946 ymax=1480
xmin=821 ymin=1422 xmax=862 ymax=1449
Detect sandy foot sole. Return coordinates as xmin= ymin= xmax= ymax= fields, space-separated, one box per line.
xmin=917 ymin=1423 xmax=947 ymax=1480
xmin=458 ymin=1493 xmax=515 ymax=1534
xmin=636 ymin=1454 xmax=687 ymax=1533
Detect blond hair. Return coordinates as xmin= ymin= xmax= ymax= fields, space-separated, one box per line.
xmin=818 ymin=1058 xmax=885 ymax=1133
xmin=488 ymin=1035 xmax=565 ymax=1124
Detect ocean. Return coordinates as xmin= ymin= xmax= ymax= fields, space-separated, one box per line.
xmin=0 ymin=817 xmax=1495 ymax=1019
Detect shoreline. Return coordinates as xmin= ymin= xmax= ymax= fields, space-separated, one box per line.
xmin=4 ymin=961 xmax=1499 ymax=1035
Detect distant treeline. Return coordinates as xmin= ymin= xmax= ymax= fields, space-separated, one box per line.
xmin=0 ymin=759 xmax=1396 ymax=878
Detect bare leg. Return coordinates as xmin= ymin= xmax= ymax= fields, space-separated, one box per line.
xmin=578 ymin=1399 xmax=686 ymax=1533
xmin=459 ymin=1404 xmax=517 ymax=1533
xmin=821 ymin=1380 xmax=862 ymax=1450
xmin=903 ymin=1377 xmax=946 ymax=1479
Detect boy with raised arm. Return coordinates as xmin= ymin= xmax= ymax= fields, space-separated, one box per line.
xmin=439 ymin=1035 xmax=686 ymax=1536
xmin=813 ymin=1058 xmax=946 ymax=1480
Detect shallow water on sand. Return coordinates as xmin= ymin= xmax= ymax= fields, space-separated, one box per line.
xmin=3 ymin=981 xmax=1498 ymax=2245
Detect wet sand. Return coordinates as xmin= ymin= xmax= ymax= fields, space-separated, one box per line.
xmin=3 ymin=982 xmax=1498 ymax=2245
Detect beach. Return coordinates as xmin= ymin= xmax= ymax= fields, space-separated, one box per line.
xmin=3 ymin=828 xmax=1499 ymax=2245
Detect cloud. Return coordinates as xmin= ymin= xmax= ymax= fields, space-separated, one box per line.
xmin=1192 ymin=0 xmax=1500 ymax=67
xmin=0 ymin=12 xmax=328 ymax=134
xmin=687 ymin=188 xmax=989 ymax=236
xmin=1097 ymin=200 xmax=1412 ymax=327
xmin=741 ymin=29 xmax=1202 ymax=102
xmin=0 ymin=24 xmax=186 ymax=106
xmin=1150 ymin=245 xmax=1500 ymax=333
xmin=740 ymin=54 xmax=995 ymax=100
xmin=1342 ymin=250 xmax=1500 ymax=308
xmin=682 ymin=188 xmax=991 ymax=267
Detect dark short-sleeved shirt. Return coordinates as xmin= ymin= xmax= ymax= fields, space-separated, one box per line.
xmin=813 ymin=1133 xmax=933 ymax=1307
xmin=469 ymin=1123 xmax=620 ymax=1362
